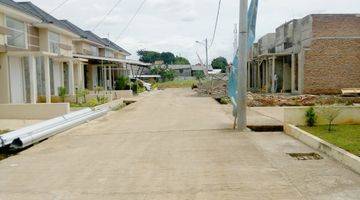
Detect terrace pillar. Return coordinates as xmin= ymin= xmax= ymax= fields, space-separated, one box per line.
xmin=68 ymin=60 xmax=75 ymax=95
xmin=76 ymin=63 xmax=83 ymax=89
xmin=265 ymin=59 xmax=269 ymax=93
xmin=257 ymin=62 xmax=261 ymax=90
xmin=44 ymin=56 xmax=51 ymax=103
xmin=271 ymin=56 xmax=276 ymax=93
xmin=291 ymin=54 xmax=296 ymax=93
xmin=103 ymin=66 xmax=108 ymax=91
xmin=108 ymin=66 xmax=112 ymax=90
xmin=28 ymin=55 xmax=37 ymax=104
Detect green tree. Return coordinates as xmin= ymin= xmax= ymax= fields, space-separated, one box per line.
xmin=174 ymin=56 xmax=190 ymax=65
xmin=211 ymin=57 xmax=228 ymax=73
xmin=137 ymin=50 xmax=161 ymax=63
xmin=151 ymin=66 xmax=176 ymax=82
xmin=160 ymin=52 xmax=175 ymax=65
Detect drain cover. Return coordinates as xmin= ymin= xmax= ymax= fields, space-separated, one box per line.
xmin=287 ymin=153 xmax=323 ymax=160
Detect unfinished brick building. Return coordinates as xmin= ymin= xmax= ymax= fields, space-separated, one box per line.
xmin=248 ymin=14 xmax=360 ymax=94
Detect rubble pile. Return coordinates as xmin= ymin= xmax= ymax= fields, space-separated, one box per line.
xmin=195 ymin=80 xmax=227 ymax=98
xmin=194 ymin=83 xmax=360 ymax=107
xmin=247 ymin=93 xmax=360 ymax=107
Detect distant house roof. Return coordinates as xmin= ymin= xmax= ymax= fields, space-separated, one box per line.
xmin=0 ymin=0 xmax=34 ymax=15
xmin=17 ymin=2 xmax=71 ymax=32
xmin=60 ymin=20 xmax=104 ymax=47
xmin=101 ymin=38 xmax=131 ymax=56
xmin=167 ymin=65 xmax=192 ymax=70
xmin=191 ymin=65 xmax=205 ymax=71
xmin=60 ymin=20 xmax=88 ymax=39
xmin=84 ymin=31 xmax=111 ymax=48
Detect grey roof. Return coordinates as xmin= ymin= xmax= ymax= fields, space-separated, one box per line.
xmin=17 ymin=1 xmax=71 ymax=32
xmin=84 ymin=31 xmax=110 ymax=47
xmin=0 ymin=0 xmax=35 ymax=16
xmin=168 ymin=65 xmax=192 ymax=70
xmin=60 ymin=20 xmax=104 ymax=46
xmin=60 ymin=20 xmax=88 ymax=39
xmin=101 ymin=38 xmax=131 ymax=55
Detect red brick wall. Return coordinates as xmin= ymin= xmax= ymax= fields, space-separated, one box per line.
xmin=303 ymin=38 xmax=360 ymax=94
xmin=312 ymin=14 xmax=360 ymax=38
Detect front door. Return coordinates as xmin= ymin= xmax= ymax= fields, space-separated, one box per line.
xmin=9 ymin=56 xmax=25 ymax=104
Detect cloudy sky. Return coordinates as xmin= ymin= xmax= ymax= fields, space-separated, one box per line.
xmin=30 ymin=0 xmax=360 ymax=63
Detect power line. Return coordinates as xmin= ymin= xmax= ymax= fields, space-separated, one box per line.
xmin=93 ymin=0 xmax=125 ymax=31
xmin=50 ymin=0 xmax=71 ymax=14
xmin=209 ymin=0 xmax=222 ymax=49
xmin=115 ymin=0 xmax=147 ymax=42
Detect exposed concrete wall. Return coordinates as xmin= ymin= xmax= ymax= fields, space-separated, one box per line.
xmin=258 ymin=33 xmax=276 ymax=54
xmin=284 ymin=106 xmax=360 ymax=126
xmin=0 ymin=53 xmax=10 ymax=103
xmin=303 ymin=38 xmax=360 ymax=94
xmin=0 ymin=103 xmax=70 ymax=120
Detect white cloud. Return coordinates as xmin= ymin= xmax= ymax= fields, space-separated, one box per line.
xmin=30 ymin=0 xmax=360 ymax=63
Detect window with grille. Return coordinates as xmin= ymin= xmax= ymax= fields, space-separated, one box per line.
xmin=5 ymin=16 xmax=27 ymax=49
xmin=49 ymin=31 xmax=60 ymax=54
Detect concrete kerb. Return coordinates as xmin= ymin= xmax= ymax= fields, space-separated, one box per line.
xmin=284 ymin=124 xmax=360 ymax=174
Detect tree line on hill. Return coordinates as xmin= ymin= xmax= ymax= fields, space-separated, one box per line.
xmin=137 ymin=50 xmax=229 ymax=73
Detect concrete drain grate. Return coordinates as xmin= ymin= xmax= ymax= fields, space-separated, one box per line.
xmin=287 ymin=153 xmax=323 ymax=160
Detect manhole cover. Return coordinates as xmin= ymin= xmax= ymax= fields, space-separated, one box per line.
xmin=287 ymin=153 xmax=323 ymax=160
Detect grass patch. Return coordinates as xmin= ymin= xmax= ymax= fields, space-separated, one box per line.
xmin=157 ymin=79 xmax=198 ymax=89
xmin=300 ymin=125 xmax=360 ymax=156
xmin=0 ymin=130 xmax=11 ymax=135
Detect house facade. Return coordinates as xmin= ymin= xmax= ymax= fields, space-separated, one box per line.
xmin=248 ymin=14 xmax=360 ymax=94
xmin=0 ymin=0 xmax=148 ymax=105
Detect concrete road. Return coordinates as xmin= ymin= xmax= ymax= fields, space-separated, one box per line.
xmin=0 ymin=89 xmax=359 ymax=200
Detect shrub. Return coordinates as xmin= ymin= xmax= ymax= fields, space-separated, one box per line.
xmin=116 ymin=76 xmax=131 ymax=90
xmin=87 ymin=99 xmax=99 ymax=107
xmin=151 ymin=66 xmax=176 ymax=82
xmin=318 ymin=106 xmax=342 ymax=132
xmin=75 ymin=88 xmax=89 ymax=104
xmin=305 ymin=107 xmax=317 ymax=127
xmin=58 ymin=87 xmax=67 ymax=102
xmin=194 ymin=71 xmax=205 ymax=83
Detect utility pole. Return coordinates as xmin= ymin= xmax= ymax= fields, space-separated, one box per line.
xmin=196 ymin=39 xmax=209 ymax=73
xmin=236 ymin=0 xmax=248 ymax=131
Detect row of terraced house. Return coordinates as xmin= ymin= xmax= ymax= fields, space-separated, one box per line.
xmin=0 ymin=0 xmax=148 ymax=105
xmin=247 ymin=14 xmax=360 ymax=95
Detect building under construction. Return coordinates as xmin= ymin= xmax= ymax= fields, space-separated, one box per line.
xmin=248 ymin=14 xmax=360 ymax=94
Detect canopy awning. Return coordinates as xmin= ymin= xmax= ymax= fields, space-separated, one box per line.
xmin=73 ymin=54 xmax=150 ymax=67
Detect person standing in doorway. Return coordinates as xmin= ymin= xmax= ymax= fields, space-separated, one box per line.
xmin=274 ymin=73 xmax=278 ymax=93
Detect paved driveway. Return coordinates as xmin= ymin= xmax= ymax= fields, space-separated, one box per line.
xmin=0 ymin=89 xmax=359 ymax=199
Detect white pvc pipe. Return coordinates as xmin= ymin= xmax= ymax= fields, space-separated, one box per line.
xmin=0 ymin=107 xmax=109 ymax=149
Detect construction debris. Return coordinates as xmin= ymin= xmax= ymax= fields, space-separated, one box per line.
xmin=194 ymin=82 xmax=360 ymax=107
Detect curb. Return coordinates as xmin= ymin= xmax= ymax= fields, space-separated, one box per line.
xmin=284 ymin=124 xmax=360 ymax=174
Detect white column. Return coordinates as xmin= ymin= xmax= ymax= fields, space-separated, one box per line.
xmin=68 ymin=60 xmax=75 ymax=95
xmin=60 ymin=62 xmax=64 ymax=87
xmin=108 ymin=66 xmax=112 ymax=90
xmin=44 ymin=56 xmax=51 ymax=103
xmin=103 ymin=66 xmax=107 ymax=91
xmin=28 ymin=55 xmax=37 ymax=104
xmin=76 ymin=63 xmax=83 ymax=89
xmin=271 ymin=56 xmax=276 ymax=93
